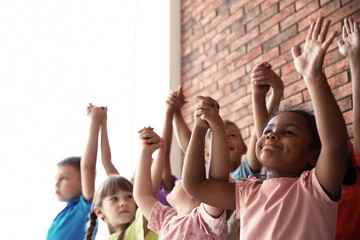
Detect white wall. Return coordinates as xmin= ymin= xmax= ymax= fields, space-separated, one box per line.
xmin=0 ymin=1 xmax=181 ymax=239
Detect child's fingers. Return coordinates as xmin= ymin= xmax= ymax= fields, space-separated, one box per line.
xmin=312 ymin=17 xmax=323 ymax=40
xmin=306 ymin=22 xmax=315 ymax=41
xmin=337 ymin=40 xmax=345 ymax=48
xmin=322 ymin=31 xmax=337 ymax=51
xmin=342 ymin=25 xmax=348 ymax=40
xmin=344 ymin=17 xmax=350 ymax=36
xmin=291 ymin=46 xmax=301 ymax=59
xmin=354 ymin=21 xmax=359 ymax=33
xmin=318 ymin=19 xmax=331 ymax=42
xmin=349 ymin=18 xmax=354 ymax=32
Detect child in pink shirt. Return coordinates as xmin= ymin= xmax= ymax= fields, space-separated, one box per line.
xmin=134 ymin=126 xmax=228 ymax=240
xmin=183 ymin=17 xmax=348 ymax=239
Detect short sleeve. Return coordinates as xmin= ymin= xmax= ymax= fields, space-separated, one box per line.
xmin=148 ymin=201 xmax=176 ymax=233
xmin=197 ymin=203 xmax=227 ymax=237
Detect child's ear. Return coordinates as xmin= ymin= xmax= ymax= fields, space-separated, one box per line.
xmin=242 ymin=144 xmax=248 ymax=155
xmin=94 ymin=207 xmax=105 ymax=221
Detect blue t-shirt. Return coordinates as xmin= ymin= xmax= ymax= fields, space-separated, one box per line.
xmin=230 ymin=156 xmax=260 ymax=181
xmin=47 ymin=195 xmax=97 ymax=240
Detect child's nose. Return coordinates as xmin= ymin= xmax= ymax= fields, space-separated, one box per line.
xmin=266 ymin=132 xmax=278 ymax=140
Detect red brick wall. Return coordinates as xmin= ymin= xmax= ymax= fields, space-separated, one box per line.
xmin=180 ymin=0 xmax=360 ymax=145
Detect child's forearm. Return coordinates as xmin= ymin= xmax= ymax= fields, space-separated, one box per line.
xmin=208 ymin=127 xmax=230 ymax=181
xmin=161 ymin=109 xmax=174 ymax=191
xmin=252 ymin=92 xmax=268 ymax=139
xmin=182 ymin=125 xmax=207 ymax=196
xmin=81 ymin=122 xmax=100 ymax=201
xmin=151 ymin=146 xmax=165 ymax=195
xmin=134 ymin=151 xmax=155 ymax=200
xmin=173 ymin=110 xmax=191 ymax=153
xmin=350 ymin=58 xmax=360 ymax=153
xmin=100 ymin=123 xmax=119 ymax=176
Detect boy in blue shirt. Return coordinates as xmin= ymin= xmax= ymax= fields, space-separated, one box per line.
xmin=47 ymin=105 xmax=106 ymax=240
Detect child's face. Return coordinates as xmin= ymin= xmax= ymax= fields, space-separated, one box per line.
xmin=256 ymin=112 xmax=315 ymax=177
xmin=225 ymin=125 xmax=247 ymax=168
xmin=55 ymin=165 xmax=82 ymax=202
xmin=99 ymin=189 xmax=137 ymax=230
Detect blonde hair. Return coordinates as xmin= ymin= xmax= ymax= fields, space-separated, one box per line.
xmin=85 ymin=175 xmax=134 ymax=240
xmin=205 ymin=119 xmax=244 ymax=150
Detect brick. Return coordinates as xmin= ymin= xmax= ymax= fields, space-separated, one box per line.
xmin=280 ymin=60 xmax=296 ymax=76
xmin=260 ymin=0 xmax=280 ymax=12
xmin=233 ymin=46 xmax=263 ymax=69
xmin=218 ymin=66 xmax=246 ymax=88
xmin=245 ymin=0 xmax=264 ymax=12
xmin=279 ymin=0 xmax=296 ymax=11
xmin=246 ymin=3 xmax=278 ymax=32
xmin=218 ymin=45 xmax=247 ymax=69
xmin=182 ymin=0 xmax=204 ymax=18
xmin=324 ymin=58 xmax=350 ymax=77
xmin=282 ymin=92 xmax=304 ymax=108
xmin=202 ymin=0 xmax=225 ymax=17
xmin=332 ymin=82 xmax=353 ymax=101
xmin=280 ymin=27 xmax=307 ymax=54
xmin=297 ymin=1 xmax=341 ymax=32
xmin=205 ymin=9 xmax=230 ymax=32
xmin=284 ymin=79 xmax=307 ymax=98
xmin=280 ymin=1 xmax=319 ymax=31
xmin=229 ymin=27 xmax=259 ymax=52
xmin=238 ymin=5 xmax=261 ymax=27
xmin=343 ymin=109 xmax=353 ymax=124
xmin=320 ymin=0 xmax=333 ymax=6
xmin=324 ymin=49 xmax=345 ymax=69
xmin=200 ymin=10 xmax=217 ymax=26
xmin=219 ymin=85 xmax=247 ymax=107
xmin=245 ymin=46 xmax=280 ymax=73
xmin=337 ymin=96 xmax=352 ymax=112
xmin=229 ymin=0 xmax=248 ymax=14
xmin=270 ymin=50 xmax=293 ymax=69
xmin=328 ymin=71 xmax=349 ymax=90
xmin=263 ymin=25 xmax=298 ymax=52
xmin=247 ymin=24 xmax=280 ymax=51
xmin=217 ymin=8 xmax=243 ymax=33
xmin=260 ymin=4 xmax=295 ymax=33
xmin=182 ymin=64 xmax=202 ymax=82
xmin=320 ymin=1 xmax=360 ymax=30
xmin=295 ymin=0 xmax=316 ymax=11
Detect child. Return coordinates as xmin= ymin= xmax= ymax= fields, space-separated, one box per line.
xmin=336 ymin=17 xmax=360 ymax=239
xmin=46 ymin=105 xmax=106 ymax=239
xmin=86 ymin=175 xmax=158 ymax=240
xmin=171 ymin=85 xmax=261 ymax=180
xmin=134 ymin=126 xmax=228 ymax=239
xmin=183 ymin=17 xmax=348 ymax=239
xmin=85 ymin=108 xmax=157 ymax=240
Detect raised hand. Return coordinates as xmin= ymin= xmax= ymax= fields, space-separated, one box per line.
xmin=138 ymin=127 xmax=164 ymax=155
xmin=338 ymin=17 xmax=360 ymax=59
xmin=88 ymin=104 xmax=107 ymax=125
xmin=251 ymin=62 xmax=283 ymax=98
xmin=291 ymin=17 xmax=337 ymax=80
xmin=194 ymin=96 xmax=222 ymax=131
xmin=166 ymin=85 xmax=187 ymax=113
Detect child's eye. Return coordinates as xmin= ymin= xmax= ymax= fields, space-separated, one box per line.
xmin=283 ymin=131 xmax=294 ymax=135
xmin=228 ymin=134 xmax=236 ymax=138
xmin=125 ymin=194 xmax=133 ymax=199
xmin=110 ymin=196 xmax=118 ymax=201
xmin=263 ymin=129 xmax=271 ymax=135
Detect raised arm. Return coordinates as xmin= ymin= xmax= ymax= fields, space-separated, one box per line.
xmin=182 ymin=96 xmax=235 ymax=211
xmin=133 ymin=127 xmax=164 ymax=220
xmin=100 ymin=108 xmax=119 ymax=176
xmin=172 ymin=85 xmax=191 ymax=153
xmin=338 ymin=18 xmax=360 ymax=153
xmin=292 ymin=17 xmax=348 ymax=200
xmin=81 ymin=105 xmax=106 ymax=202
xmin=249 ymin=62 xmax=284 ymax=172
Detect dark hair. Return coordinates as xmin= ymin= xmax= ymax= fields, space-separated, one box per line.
xmin=271 ymin=108 xmax=357 ymax=185
xmin=85 ymin=175 xmax=135 ymax=240
xmin=57 ymin=156 xmax=81 ymax=174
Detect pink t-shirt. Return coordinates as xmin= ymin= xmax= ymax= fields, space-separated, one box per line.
xmin=148 ymin=201 xmax=227 ymax=240
xmin=235 ymin=169 xmax=339 ymax=240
